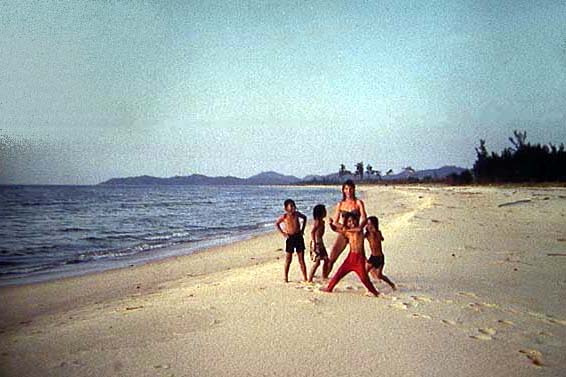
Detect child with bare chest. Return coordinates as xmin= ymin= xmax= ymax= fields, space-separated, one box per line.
xmin=275 ymin=199 xmax=308 ymax=283
xmin=320 ymin=213 xmax=379 ymax=296
xmin=365 ymin=216 xmax=396 ymax=290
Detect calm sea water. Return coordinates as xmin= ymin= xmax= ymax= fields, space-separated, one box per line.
xmin=0 ymin=185 xmax=338 ymax=286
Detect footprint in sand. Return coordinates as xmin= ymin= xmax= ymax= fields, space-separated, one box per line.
xmin=470 ymin=334 xmax=493 ymax=341
xmin=410 ymin=295 xmax=433 ymax=303
xmin=468 ymin=302 xmax=499 ymax=310
xmin=519 ymin=349 xmax=543 ymax=367
xmin=470 ymin=328 xmax=496 ymax=340
xmin=410 ymin=313 xmax=432 ymax=320
xmin=458 ymin=292 xmax=479 ymax=299
xmin=441 ymin=319 xmax=458 ymax=326
xmin=546 ymin=318 xmax=566 ymax=326
xmin=479 ymin=328 xmax=497 ymax=336
xmin=308 ymin=297 xmax=322 ymax=305
xmin=526 ymin=311 xmax=566 ymax=326
xmin=497 ymin=319 xmax=515 ymax=326
xmin=389 ymin=302 xmax=411 ymax=310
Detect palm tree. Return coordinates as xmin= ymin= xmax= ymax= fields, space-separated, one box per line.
xmin=403 ymin=166 xmax=416 ymax=176
xmin=366 ymin=164 xmax=374 ymax=177
xmin=355 ymin=162 xmax=364 ymax=180
xmin=339 ymin=164 xmax=347 ymax=177
xmin=375 ymin=170 xmax=382 ymax=180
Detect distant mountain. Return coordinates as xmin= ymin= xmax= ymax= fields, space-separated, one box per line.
xmin=382 ymin=165 xmax=467 ymax=181
xmin=99 ymin=166 xmax=467 ymax=186
xmin=246 ymin=171 xmax=302 ymax=185
xmin=99 ymin=171 xmax=301 ymax=186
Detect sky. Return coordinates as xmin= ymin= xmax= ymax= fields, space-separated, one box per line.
xmin=1 ymin=0 xmax=565 ymax=185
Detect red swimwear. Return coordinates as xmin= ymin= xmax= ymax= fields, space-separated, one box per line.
xmin=326 ymin=251 xmax=379 ymax=296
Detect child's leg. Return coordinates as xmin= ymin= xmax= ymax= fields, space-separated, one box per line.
xmin=297 ymin=251 xmax=308 ymax=282
xmin=308 ymin=258 xmax=321 ymax=282
xmin=324 ymin=257 xmax=353 ymax=292
xmin=369 ymin=267 xmax=380 ymax=281
xmin=284 ymin=252 xmax=293 ymax=283
xmin=321 ymin=257 xmax=330 ymax=280
xmin=353 ymin=258 xmax=380 ymax=296
xmin=377 ymin=267 xmax=396 ymax=290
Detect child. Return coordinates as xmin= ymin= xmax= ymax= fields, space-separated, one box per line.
xmin=275 ymin=199 xmax=308 ymax=283
xmin=365 ymin=216 xmax=396 ymax=290
xmin=320 ymin=213 xmax=379 ymax=296
xmin=308 ymin=204 xmax=330 ymax=282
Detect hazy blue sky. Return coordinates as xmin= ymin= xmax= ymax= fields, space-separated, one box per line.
xmin=1 ymin=0 xmax=565 ymax=184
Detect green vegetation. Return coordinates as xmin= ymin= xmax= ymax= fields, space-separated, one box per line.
xmin=473 ymin=130 xmax=566 ymax=183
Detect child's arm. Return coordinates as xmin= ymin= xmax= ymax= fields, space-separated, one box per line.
xmin=311 ymin=219 xmax=320 ymax=244
xmin=329 ymin=218 xmax=355 ymax=234
xmin=328 ymin=218 xmax=343 ymax=232
xmin=298 ymin=212 xmax=307 ymax=234
xmin=275 ymin=214 xmax=287 ymax=237
xmin=344 ymin=226 xmax=363 ymax=233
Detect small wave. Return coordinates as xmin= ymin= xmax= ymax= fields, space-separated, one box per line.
xmin=69 ymin=242 xmax=172 ymax=264
xmin=0 ymin=264 xmax=52 ymax=276
xmin=60 ymin=227 xmax=90 ymax=233
xmin=144 ymin=234 xmax=172 ymax=241
xmin=82 ymin=236 xmax=107 ymax=242
xmin=144 ymin=231 xmax=192 ymax=241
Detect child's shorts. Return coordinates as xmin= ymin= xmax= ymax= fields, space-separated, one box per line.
xmin=286 ymin=233 xmax=305 ymax=253
xmin=310 ymin=241 xmax=328 ymax=261
xmin=367 ymin=255 xmax=385 ymax=269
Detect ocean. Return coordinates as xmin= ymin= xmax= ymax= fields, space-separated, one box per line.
xmin=0 ymin=184 xmax=338 ymax=286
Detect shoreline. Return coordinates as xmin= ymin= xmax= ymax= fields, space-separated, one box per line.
xmin=1 ymin=184 xmax=339 ymax=288
xmin=1 ymin=184 xmax=565 ymax=376
xmin=0 ymin=228 xmax=286 ymax=329
xmin=0 ymin=227 xmax=275 ymax=289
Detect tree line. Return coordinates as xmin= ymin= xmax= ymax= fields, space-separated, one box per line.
xmin=473 ymin=130 xmax=566 ymax=183
xmin=335 ymin=130 xmax=565 ymax=185
xmin=338 ymin=163 xmax=410 ymax=181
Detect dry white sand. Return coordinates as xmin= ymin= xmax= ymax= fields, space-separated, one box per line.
xmin=1 ymin=185 xmax=565 ymax=376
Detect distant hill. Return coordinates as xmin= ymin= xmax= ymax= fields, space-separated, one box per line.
xmin=99 ymin=166 xmax=467 ymax=186
xmin=99 ymin=172 xmax=301 ymax=186
xmin=383 ymin=165 xmax=466 ymax=181
xmin=246 ymin=171 xmax=302 ymax=185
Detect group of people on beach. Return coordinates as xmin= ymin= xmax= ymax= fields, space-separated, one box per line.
xmin=275 ymin=180 xmax=395 ymax=296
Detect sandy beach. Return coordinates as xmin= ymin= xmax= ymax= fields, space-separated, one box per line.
xmin=1 ymin=184 xmax=565 ymax=377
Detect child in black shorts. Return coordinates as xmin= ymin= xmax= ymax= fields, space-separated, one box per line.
xmin=308 ymin=204 xmax=330 ymax=282
xmin=275 ymin=199 xmax=307 ymax=282
xmin=365 ymin=216 xmax=396 ymax=290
